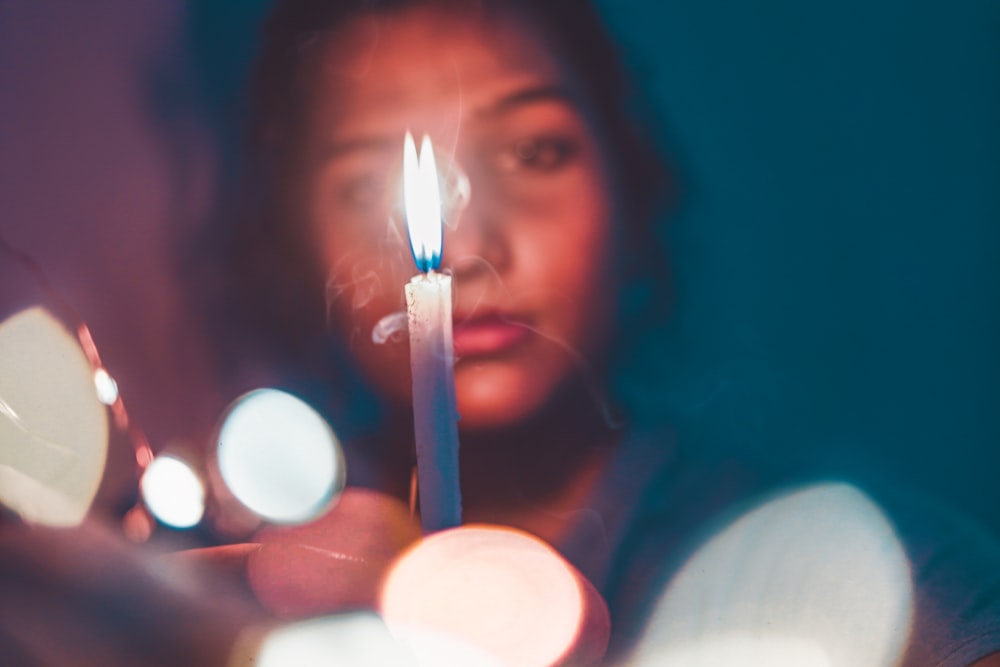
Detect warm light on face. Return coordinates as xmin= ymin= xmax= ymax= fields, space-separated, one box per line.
xmin=403 ymin=131 xmax=443 ymax=272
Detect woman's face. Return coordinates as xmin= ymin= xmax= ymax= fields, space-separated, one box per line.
xmin=298 ymin=6 xmax=623 ymax=431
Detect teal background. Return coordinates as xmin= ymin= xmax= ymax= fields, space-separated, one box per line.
xmin=596 ymin=0 xmax=1000 ymax=528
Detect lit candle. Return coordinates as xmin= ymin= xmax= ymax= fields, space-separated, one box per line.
xmin=403 ymin=131 xmax=462 ymax=533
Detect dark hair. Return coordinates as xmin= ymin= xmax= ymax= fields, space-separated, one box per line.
xmin=217 ymin=0 xmax=673 ymax=419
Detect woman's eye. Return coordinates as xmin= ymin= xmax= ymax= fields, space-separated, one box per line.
xmin=496 ymin=136 xmax=577 ymax=173
xmin=336 ymin=173 xmax=385 ymax=209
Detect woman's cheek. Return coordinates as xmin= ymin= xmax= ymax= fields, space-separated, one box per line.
xmin=551 ymin=191 xmax=619 ymax=348
xmin=455 ymin=356 xmax=563 ymax=429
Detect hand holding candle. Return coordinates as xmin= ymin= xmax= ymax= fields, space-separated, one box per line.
xmin=403 ymin=132 xmax=462 ymax=533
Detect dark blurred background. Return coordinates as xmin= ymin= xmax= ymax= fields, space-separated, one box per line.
xmin=1 ymin=1 xmax=997 ymax=530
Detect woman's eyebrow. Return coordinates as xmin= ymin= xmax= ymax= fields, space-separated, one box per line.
xmin=317 ymin=135 xmax=399 ymax=163
xmin=483 ymin=84 xmax=579 ymax=117
xmin=315 ymin=85 xmax=577 ymax=163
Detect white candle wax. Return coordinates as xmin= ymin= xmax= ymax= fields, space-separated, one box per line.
xmin=406 ymin=270 xmax=462 ymax=532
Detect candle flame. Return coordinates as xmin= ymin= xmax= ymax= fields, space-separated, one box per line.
xmin=404 ymin=131 xmax=443 ymax=272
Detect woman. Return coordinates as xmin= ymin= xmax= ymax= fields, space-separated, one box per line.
xmin=222 ymin=0 xmax=671 ymax=567
xmin=214 ymin=0 xmax=1000 ymax=664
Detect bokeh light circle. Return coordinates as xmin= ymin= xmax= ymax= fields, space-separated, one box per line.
xmin=92 ymin=367 xmax=119 ymax=405
xmin=627 ymin=483 xmax=913 ymax=667
xmin=140 ymin=454 xmax=205 ymax=528
xmin=0 ymin=306 xmax=108 ymax=527
xmin=250 ymin=613 xmax=416 ymax=666
xmin=381 ymin=525 xmax=603 ymax=667
xmin=217 ymin=388 xmax=344 ymax=525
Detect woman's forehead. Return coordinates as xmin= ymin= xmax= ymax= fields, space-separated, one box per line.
xmin=303 ymin=6 xmax=572 ymax=140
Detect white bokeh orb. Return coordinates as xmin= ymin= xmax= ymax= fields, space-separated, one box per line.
xmin=217 ymin=388 xmax=344 ymax=525
xmin=141 ymin=454 xmax=205 ymax=529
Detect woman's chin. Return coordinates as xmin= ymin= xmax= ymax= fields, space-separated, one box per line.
xmin=454 ymin=363 xmax=552 ymax=434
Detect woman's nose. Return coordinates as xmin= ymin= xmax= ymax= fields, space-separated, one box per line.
xmin=439 ymin=174 xmax=511 ymax=279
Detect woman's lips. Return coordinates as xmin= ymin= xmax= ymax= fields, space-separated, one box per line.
xmin=452 ymin=313 xmax=532 ymax=357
